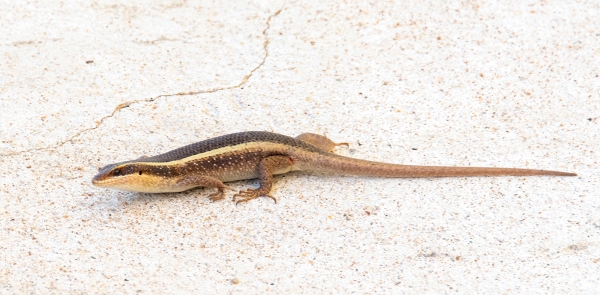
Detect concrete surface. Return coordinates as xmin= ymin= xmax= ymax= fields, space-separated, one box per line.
xmin=1 ymin=0 xmax=598 ymax=293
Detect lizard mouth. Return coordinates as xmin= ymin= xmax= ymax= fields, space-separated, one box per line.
xmin=91 ymin=174 xmax=101 ymax=185
xmin=91 ymin=175 xmax=110 ymax=187
xmin=91 ymin=172 xmax=124 ymax=188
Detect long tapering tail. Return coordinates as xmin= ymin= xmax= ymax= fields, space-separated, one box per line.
xmin=294 ymin=152 xmax=577 ymax=177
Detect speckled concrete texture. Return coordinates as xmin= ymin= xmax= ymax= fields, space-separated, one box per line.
xmin=1 ymin=0 xmax=598 ymax=293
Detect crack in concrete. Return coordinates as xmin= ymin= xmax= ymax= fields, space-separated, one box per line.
xmin=0 ymin=9 xmax=281 ymax=159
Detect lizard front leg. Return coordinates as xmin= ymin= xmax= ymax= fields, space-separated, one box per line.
xmin=233 ymin=155 xmax=293 ymax=204
xmin=176 ymin=175 xmax=232 ymax=201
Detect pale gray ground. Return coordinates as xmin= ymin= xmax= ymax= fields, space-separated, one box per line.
xmin=0 ymin=0 xmax=598 ymax=293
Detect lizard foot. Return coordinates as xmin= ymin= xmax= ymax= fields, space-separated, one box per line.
xmin=208 ymin=186 xmax=231 ymax=202
xmin=233 ymin=188 xmax=277 ymax=204
xmin=208 ymin=191 xmax=225 ymax=202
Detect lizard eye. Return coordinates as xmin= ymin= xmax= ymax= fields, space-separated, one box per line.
xmin=112 ymin=169 xmax=121 ymax=176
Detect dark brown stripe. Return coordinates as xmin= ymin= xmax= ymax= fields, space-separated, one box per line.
xmin=136 ymin=131 xmax=323 ymax=163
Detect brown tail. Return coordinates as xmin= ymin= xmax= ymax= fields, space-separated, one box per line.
xmin=296 ymin=153 xmax=577 ymax=178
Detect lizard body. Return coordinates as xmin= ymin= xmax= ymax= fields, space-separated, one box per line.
xmin=91 ymin=131 xmax=576 ymax=203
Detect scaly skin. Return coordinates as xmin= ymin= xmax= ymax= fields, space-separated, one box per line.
xmin=92 ymin=131 xmax=577 ymax=204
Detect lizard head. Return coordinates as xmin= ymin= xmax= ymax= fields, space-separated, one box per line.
xmin=92 ymin=162 xmax=147 ymax=192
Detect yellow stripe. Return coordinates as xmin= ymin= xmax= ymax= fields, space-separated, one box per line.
xmin=135 ymin=141 xmax=289 ymax=167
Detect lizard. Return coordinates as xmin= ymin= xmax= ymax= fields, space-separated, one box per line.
xmin=91 ymin=131 xmax=577 ymax=204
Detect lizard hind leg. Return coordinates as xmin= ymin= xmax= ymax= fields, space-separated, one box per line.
xmin=233 ymin=156 xmax=293 ymax=205
xmin=295 ymin=133 xmax=348 ymax=152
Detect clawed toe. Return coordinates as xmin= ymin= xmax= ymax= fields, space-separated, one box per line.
xmin=232 ymin=189 xmax=255 ymax=198
xmin=208 ymin=187 xmax=228 ymax=202
xmin=264 ymin=195 xmax=277 ymax=203
xmin=233 ymin=188 xmax=277 ymax=204
xmin=208 ymin=191 xmax=225 ymax=202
